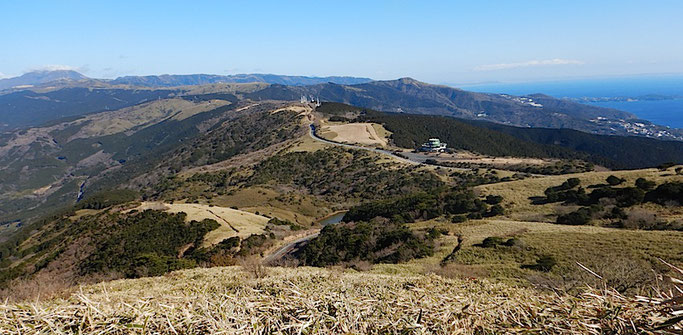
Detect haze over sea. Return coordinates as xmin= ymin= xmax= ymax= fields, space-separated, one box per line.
xmin=459 ymin=75 xmax=683 ymax=129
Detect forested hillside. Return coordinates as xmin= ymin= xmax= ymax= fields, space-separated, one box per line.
xmin=246 ymin=78 xmax=682 ymax=140
xmin=0 ymin=87 xmax=177 ymax=130
xmin=0 ymin=101 xmax=304 ymax=224
xmin=348 ymin=107 xmax=683 ymax=169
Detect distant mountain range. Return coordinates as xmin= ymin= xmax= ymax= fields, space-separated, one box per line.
xmin=247 ymin=78 xmax=682 ymax=140
xmin=0 ymin=70 xmax=372 ymax=91
xmin=0 ymin=71 xmax=680 ymax=140
xmin=110 ymin=74 xmax=373 ymax=87
xmin=0 ymin=70 xmax=88 ymax=90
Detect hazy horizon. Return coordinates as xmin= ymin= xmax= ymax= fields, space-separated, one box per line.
xmin=2 ymin=0 xmax=682 ymax=84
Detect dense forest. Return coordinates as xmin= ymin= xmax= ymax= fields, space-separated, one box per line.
xmin=247 ymin=147 xmax=444 ymax=201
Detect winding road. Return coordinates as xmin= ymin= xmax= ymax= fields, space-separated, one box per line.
xmin=263 ymin=232 xmax=319 ymax=265
xmin=264 ymin=124 xmax=471 ymax=264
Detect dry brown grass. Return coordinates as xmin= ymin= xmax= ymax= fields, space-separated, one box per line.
xmin=0 ymin=266 xmax=679 ymax=334
xmin=239 ymin=255 xmax=269 ymax=279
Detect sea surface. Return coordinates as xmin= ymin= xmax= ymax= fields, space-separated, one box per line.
xmin=459 ymin=75 xmax=683 ymax=129
xmin=588 ymin=99 xmax=683 ymax=129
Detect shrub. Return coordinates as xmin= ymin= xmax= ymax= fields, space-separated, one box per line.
xmin=542 ymin=179 xmax=586 ymax=204
xmin=481 ymin=237 xmax=505 ymax=248
xmin=328 ymin=115 xmax=351 ymax=122
xmin=451 ymin=215 xmax=467 ymax=223
xmin=217 ymin=236 xmax=240 ymax=249
xmin=237 ymin=234 xmax=269 ymax=256
xmin=523 ymin=255 xmax=557 ymax=272
xmin=644 ymin=182 xmax=683 ymax=205
xmin=556 ymin=208 xmax=593 ymax=225
xmin=77 ymin=189 xmax=139 ymax=210
xmin=635 ymin=178 xmax=656 ymax=191
xmin=606 ymin=175 xmax=625 ymax=186
xmin=503 ymin=237 xmax=524 ymax=248
xmin=239 ymin=255 xmax=268 ymax=279
xmin=484 ymin=204 xmax=505 ymax=217
xmin=657 ymin=162 xmax=676 ymax=171
xmin=484 ymin=195 xmax=503 ymax=205
xmin=587 ymin=187 xmax=644 ymax=207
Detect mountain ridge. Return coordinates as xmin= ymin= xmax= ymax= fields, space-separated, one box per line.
xmin=0 ymin=70 xmax=88 ymax=90
xmin=110 ymin=73 xmax=373 ymax=87
xmin=1 ymin=72 xmax=680 ymax=140
xmin=0 ymin=70 xmax=373 ymax=91
xmin=247 ymin=78 xmax=682 ymax=140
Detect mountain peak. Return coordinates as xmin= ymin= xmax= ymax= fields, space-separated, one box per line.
xmin=0 ymin=70 xmax=88 ymax=90
xmin=397 ymin=77 xmax=419 ymax=83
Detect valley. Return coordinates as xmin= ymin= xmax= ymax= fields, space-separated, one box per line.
xmin=4 ymin=1 xmax=683 ymax=332
xmin=0 ymin=77 xmax=681 ymax=334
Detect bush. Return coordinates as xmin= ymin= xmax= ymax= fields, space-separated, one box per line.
xmin=328 ymin=116 xmax=351 ymax=122
xmin=239 ymin=255 xmax=268 ymax=279
xmin=485 ymin=195 xmax=503 ymax=205
xmin=77 ymin=189 xmax=139 ymax=210
xmin=587 ymin=187 xmax=644 ymax=207
xmin=450 ymin=215 xmax=467 ymax=223
xmin=635 ymin=178 xmax=656 ymax=191
xmin=503 ymin=237 xmax=525 ymax=248
xmin=614 ymin=187 xmax=645 ymax=207
xmin=606 ymin=175 xmax=625 ymax=186
xmin=525 ymin=255 xmax=557 ymax=272
xmin=556 ymin=207 xmax=593 ymax=225
xmin=481 ymin=237 xmax=505 ymax=248
xmin=645 ymin=182 xmax=683 ymax=205
xmin=237 ymin=234 xmax=269 ymax=256
xmin=542 ymin=179 xmax=586 ymax=204
xmin=484 ymin=204 xmax=505 ymax=217
xmin=657 ymin=162 xmax=676 ymax=171
xmin=566 ymin=178 xmax=581 ymax=188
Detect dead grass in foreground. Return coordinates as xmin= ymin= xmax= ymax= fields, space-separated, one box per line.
xmin=1 ymin=266 xmax=680 ymax=334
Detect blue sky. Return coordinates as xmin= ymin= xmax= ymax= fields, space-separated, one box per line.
xmin=1 ymin=0 xmax=682 ymax=84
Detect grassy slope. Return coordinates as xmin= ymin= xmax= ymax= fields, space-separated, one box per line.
xmin=344 ymin=167 xmax=682 ymax=292
xmin=132 ymin=202 xmax=270 ymax=247
xmin=0 ymin=266 xmax=673 ymax=334
xmin=475 ymin=166 xmax=683 ymax=221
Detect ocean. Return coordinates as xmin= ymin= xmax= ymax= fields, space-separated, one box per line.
xmin=459 ymin=75 xmax=683 ymax=129
xmin=588 ymin=99 xmax=683 ymax=129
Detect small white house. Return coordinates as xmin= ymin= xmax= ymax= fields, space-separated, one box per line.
xmin=420 ymin=138 xmax=447 ymax=152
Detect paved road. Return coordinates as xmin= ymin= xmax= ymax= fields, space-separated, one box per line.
xmin=264 ymin=232 xmax=319 ymax=265
xmin=308 ymin=124 xmax=420 ymax=165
